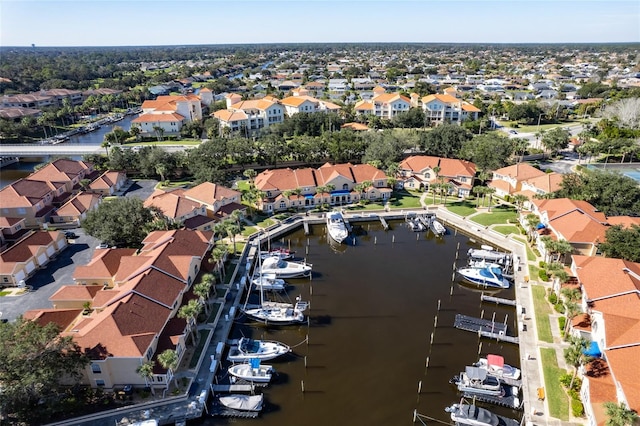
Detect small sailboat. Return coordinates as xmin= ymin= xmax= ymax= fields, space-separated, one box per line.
xmin=228 ymin=359 xmax=274 ymax=384
xmin=243 ymin=297 xmax=308 ymax=325
xmin=227 ymin=337 xmax=291 ymax=362
xmin=326 ymin=210 xmax=349 ymax=244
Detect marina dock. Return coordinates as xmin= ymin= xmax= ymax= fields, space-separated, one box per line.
xmin=480 ymin=294 xmax=517 ymax=306
xmin=379 ymin=215 xmax=389 ymax=230
xmin=461 ymin=384 xmax=522 ymax=409
xmin=454 ymin=314 xmax=520 ymax=344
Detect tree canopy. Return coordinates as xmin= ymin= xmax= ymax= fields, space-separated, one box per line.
xmin=420 ymin=123 xmax=472 ymax=158
xmin=82 ymin=197 xmax=158 ymax=247
xmin=553 ymin=169 xmax=640 ymax=216
xmin=0 ymin=318 xmax=89 ymax=424
xmin=598 ymin=225 xmax=640 ymax=262
xmin=459 ymin=133 xmax=515 ymax=171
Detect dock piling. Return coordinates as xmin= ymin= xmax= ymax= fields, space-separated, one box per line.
xmin=417 ymin=380 xmax=422 ymax=394
xmin=301 ymin=380 xmax=305 ymax=393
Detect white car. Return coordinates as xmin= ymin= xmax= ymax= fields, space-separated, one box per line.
xmin=96 ymin=242 xmax=110 ymax=249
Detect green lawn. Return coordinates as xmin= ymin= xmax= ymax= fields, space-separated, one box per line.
xmin=532 ymin=285 xmax=553 ymax=343
xmin=503 ymin=120 xmax=584 ymax=133
xmin=540 ymin=347 xmax=570 ymax=421
xmin=387 ymin=191 xmax=422 ymax=209
xmin=254 ymin=217 xmax=275 ymax=228
xmin=157 ymin=180 xmax=194 ymax=189
xmin=529 ymin=264 xmax=540 ymax=282
xmin=188 ymin=329 xmax=211 ymax=369
xmin=470 ymin=206 xmax=517 ymax=226
xmin=236 ymin=180 xmax=250 ymax=192
xmin=446 ymin=200 xmax=478 ymax=217
xmin=526 ymin=243 xmax=537 ymax=262
xmin=493 ymin=225 xmax=519 ymax=236
xmin=0 ymin=291 xmax=11 ymax=297
xmin=241 ymin=226 xmax=258 ymax=237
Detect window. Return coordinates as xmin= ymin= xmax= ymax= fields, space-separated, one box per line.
xmin=95 ymin=379 xmax=105 ymax=387
xmin=91 ymin=363 xmax=101 ymax=374
xmin=342 ymin=184 xmax=348 ymax=190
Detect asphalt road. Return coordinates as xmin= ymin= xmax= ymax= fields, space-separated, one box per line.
xmin=0 ymin=229 xmax=101 ymax=321
xmin=123 ymin=179 xmax=158 ymax=201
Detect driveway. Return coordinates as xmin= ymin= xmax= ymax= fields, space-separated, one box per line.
xmin=123 ymin=179 xmax=158 ymax=201
xmin=0 ymin=229 xmax=101 ymax=322
xmin=537 ymin=150 xmax=581 ymax=174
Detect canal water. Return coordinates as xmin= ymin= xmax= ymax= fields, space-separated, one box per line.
xmin=203 ymin=220 xmax=521 ymax=425
xmin=0 ymin=115 xmax=135 ymax=189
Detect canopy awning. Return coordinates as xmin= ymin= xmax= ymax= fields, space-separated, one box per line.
xmin=536 ymin=223 xmax=546 ymax=229
xmin=487 ymin=354 xmax=505 ymax=368
xmin=583 ymin=341 xmax=601 ymax=357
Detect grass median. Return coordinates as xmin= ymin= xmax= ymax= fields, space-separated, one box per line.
xmin=532 ymin=284 xmax=553 ymax=343
xmin=540 ymin=347 xmax=570 ymax=421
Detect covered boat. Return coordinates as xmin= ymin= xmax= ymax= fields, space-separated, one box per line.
xmin=475 ymin=354 xmax=521 ymax=381
xmin=260 ymin=256 xmax=312 ymax=279
xmin=446 ymin=402 xmax=520 ymax=426
xmin=227 ymin=337 xmax=291 ymax=362
xmin=467 ymin=245 xmax=511 ymax=263
xmin=451 ymin=366 xmax=503 ymax=396
xmin=228 ymin=359 xmax=274 ymax=384
xmin=259 ymin=247 xmax=294 ymax=261
xmin=326 ymin=210 xmax=349 ymax=244
xmin=218 ymin=394 xmax=264 ymax=412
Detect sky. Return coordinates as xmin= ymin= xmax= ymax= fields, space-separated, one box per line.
xmin=1 ymin=0 xmax=639 ymax=47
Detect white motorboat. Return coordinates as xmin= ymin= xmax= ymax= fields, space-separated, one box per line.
xmin=251 ymin=273 xmax=287 ymax=292
xmin=467 ymin=259 xmax=514 ymax=280
xmin=474 ymin=354 xmax=521 ymax=381
xmin=259 ymin=247 xmax=294 ymax=261
xmin=451 ymin=366 xmax=503 ymax=396
xmin=457 ymin=264 xmax=510 ymax=289
xmin=467 ymin=245 xmax=511 ymax=263
xmin=445 ymin=402 xmax=520 ymax=426
xmin=227 ymin=337 xmax=291 ymax=362
xmin=431 ymin=218 xmax=447 ymax=236
xmin=218 ymin=394 xmax=264 ymax=412
xmin=228 ymin=359 xmax=274 ymax=384
xmin=260 ymin=256 xmax=312 ymax=279
xmin=326 ymin=210 xmax=349 ymax=244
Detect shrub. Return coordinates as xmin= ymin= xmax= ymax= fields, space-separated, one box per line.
xmin=558 ymin=316 xmax=566 ymax=332
xmin=547 ymin=290 xmax=557 ymax=303
xmin=571 ymin=399 xmax=584 ymax=417
xmin=554 ymin=302 xmax=565 ymax=314
xmin=539 ymin=261 xmax=548 ymax=268
xmin=559 ymin=372 xmax=573 ymax=388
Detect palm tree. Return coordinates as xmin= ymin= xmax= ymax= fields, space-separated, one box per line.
xmin=178 ymin=299 xmax=202 ymax=345
xmin=485 ymin=187 xmax=496 ymax=212
xmin=130 ymin=124 xmax=141 ymax=141
xmin=512 ymin=194 xmax=529 ymax=213
xmin=563 ymin=336 xmax=588 ymax=391
xmin=136 ymin=361 xmax=156 ymax=395
xmin=153 ymin=125 xmax=164 ymax=142
xmin=209 ymin=243 xmax=228 ymax=280
xmin=431 ymin=182 xmax=440 ymax=205
xmin=525 ymin=213 xmax=540 ymax=242
xmin=157 ymin=349 xmax=179 ymax=389
xmin=243 ymin=168 xmax=257 ymax=188
xmin=194 ymin=275 xmax=215 ymax=316
xmin=101 ymin=140 xmax=110 ymax=156
xmin=603 ymin=401 xmax=638 ymax=426
xmin=156 ymin=164 xmax=168 ymax=182
xmin=472 ymin=186 xmax=485 ymax=208
xmin=554 ymin=239 xmax=574 ymax=264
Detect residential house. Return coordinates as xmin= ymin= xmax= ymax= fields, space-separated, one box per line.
xmin=0 ymin=231 xmax=67 ymax=287
xmin=280 ymin=95 xmax=341 ymax=116
xmin=0 ymin=107 xmax=42 ymax=121
xmin=255 ymin=162 xmax=390 ymax=213
xmin=183 ymin=182 xmax=244 ymax=220
xmin=50 ymin=193 xmax=101 ymax=225
xmin=88 ymin=170 xmax=127 ymax=196
xmin=398 ymin=155 xmax=477 ymax=197
xmin=488 ymin=163 xmax=547 ymax=198
xmin=144 ymin=189 xmax=216 ymax=231
xmin=568 ymin=256 xmax=640 ymax=426
xmin=354 ymin=93 xmax=411 ymax=119
xmin=518 ymin=172 xmax=563 ymax=205
xmin=27 ymin=230 xmax=213 ymax=391
xmin=132 ymin=95 xmax=203 ymax=137
xmin=421 ymin=93 xmax=481 ymax=126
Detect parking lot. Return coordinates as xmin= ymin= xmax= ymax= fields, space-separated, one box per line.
xmin=0 ymin=228 xmax=101 ymax=322
xmin=123 ymin=179 xmax=158 ymax=201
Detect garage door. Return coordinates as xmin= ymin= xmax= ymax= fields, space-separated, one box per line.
xmin=14 ymin=270 xmax=26 ymax=283
xmin=37 ymin=253 xmax=48 ymax=266
xmin=25 ymin=261 xmax=36 ymax=274
xmin=46 ymin=245 xmax=56 ymax=257
xmin=57 ymin=239 xmax=68 ymax=250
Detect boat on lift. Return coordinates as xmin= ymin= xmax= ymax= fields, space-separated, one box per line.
xmin=251 ymin=273 xmax=287 ymax=292
xmin=474 ymin=354 xmax=521 ymax=381
xmin=227 ymin=337 xmax=291 ymax=362
xmin=457 ymin=263 xmax=511 ymax=289
xmin=451 ymin=366 xmax=503 ymax=396
xmin=218 ymin=393 xmax=264 ymax=412
xmin=326 ymin=210 xmax=349 ymax=244
xmin=468 ymin=245 xmax=511 ymax=264
xmin=259 ymin=256 xmax=312 ymax=279
xmin=228 ymin=359 xmax=274 ymax=384
xmin=445 ymin=402 xmax=520 ymax=426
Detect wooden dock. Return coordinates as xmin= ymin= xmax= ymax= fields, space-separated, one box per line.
xmin=454 ymin=314 xmax=519 ymax=344
xmin=461 ymin=384 xmax=522 ymax=409
xmin=303 ymin=221 xmax=310 ymax=235
xmin=379 ymin=216 xmax=389 ymax=230
xmin=480 ymin=294 xmax=517 ymax=306
xmin=211 ymin=384 xmax=256 ymax=392
xmin=209 ymin=404 xmax=260 ymax=418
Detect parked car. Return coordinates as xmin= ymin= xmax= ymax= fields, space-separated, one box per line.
xmin=64 ymin=231 xmax=78 ymax=239
xmin=509 ymin=130 xmax=518 ymax=134
xmin=96 ymin=242 xmax=110 ymax=249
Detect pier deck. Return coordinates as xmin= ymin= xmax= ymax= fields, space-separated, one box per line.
xmin=454 ymin=314 xmax=519 ymax=344
xmin=480 ymin=294 xmax=517 ymax=306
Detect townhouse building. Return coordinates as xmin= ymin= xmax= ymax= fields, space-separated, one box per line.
xmin=255 ymin=162 xmax=390 ymax=213
xmin=421 ymin=93 xmax=481 ymax=125
xmin=354 ymin=93 xmax=411 ymax=119
xmin=25 ymin=229 xmax=214 ymax=392
xmin=0 ymin=231 xmax=68 ymax=286
xmin=567 ymin=256 xmax=640 ymax=426
xmin=213 ymin=95 xmax=284 ymax=134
